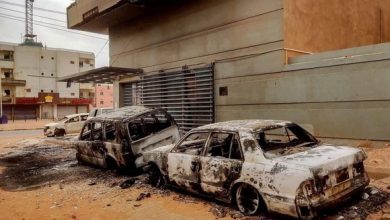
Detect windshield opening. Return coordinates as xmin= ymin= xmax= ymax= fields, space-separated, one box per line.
xmin=256 ymin=124 xmax=318 ymax=159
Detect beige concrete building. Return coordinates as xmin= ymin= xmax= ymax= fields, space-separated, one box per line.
xmin=65 ymin=0 xmax=390 ymax=140
xmin=0 ymin=41 xmax=95 ymax=119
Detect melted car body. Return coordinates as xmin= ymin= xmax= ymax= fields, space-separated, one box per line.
xmin=143 ymin=120 xmax=369 ymax=219
xmin=74 ymin=106 xmax=180 ymax=170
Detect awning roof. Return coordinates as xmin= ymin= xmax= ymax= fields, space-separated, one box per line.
xmin=57 ymin=66 xmax=143 ymax=84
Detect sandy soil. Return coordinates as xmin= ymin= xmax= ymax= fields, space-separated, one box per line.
xmin=0 ymin=136 xmax=389 ymax=220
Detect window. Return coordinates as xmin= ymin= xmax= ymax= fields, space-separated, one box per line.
xmin=4 ymin=54 xmax=10 ymax=60
xmin=174 ymin=132 xmax=209 ymax=155
xmin=67 ymin=116 xmax=80 ymax=123
xmin=105 ymin=123 xmax=116 ymax=142
xmin=4 ymin=89 xmax=11 ymax=97
xmin=219 ymin=86 xmax=228 ymax=96
xmin=70 ymin=60 xmax=75 ymax=64
xmin=127 ymin=111 xmax=172 ymax=142
xmin=206 ymin=133 xmax=242 ymax=160
xmin=4 ymin=71 xmax=11 ymax=78
xmin=257 ymin=125 xmax=318 ymax=159
xmin=80 ymin=93 xmax=84 ymax=98
xmin=71 ymin=93 xmax=75 ymax=96
xmin=26 ymin=88 xmax=31 ymax=93
xmin=100 ymin=101 xmax=104 ymax=105
xmin=79 ymin=61 xmax=83 ymax=68
xmin=41 ymin=73 xmax=44 ymax=76
xmin=81 ymin=115 xmax=88 ymax=121
xmin=100 ymin=92 xmax=104 ymax=95
xmin=80 ymin=123 xmax=92 ymax=140
xmin=92 ymin=122 xmax=103 ymax=141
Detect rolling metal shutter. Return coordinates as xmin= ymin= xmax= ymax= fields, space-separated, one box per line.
xmin=57 ymin=106 xmax=77 ymax=119
xmin=139 ymin=64 xmax=214 ymax=131
xmin=123 ymin=83 xmax=135 ymax=106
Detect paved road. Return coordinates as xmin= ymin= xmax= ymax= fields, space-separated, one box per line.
xmin=0 ymin=129 xmax=43 ymax=137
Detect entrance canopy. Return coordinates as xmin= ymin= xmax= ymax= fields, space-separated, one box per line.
xmin=57 ymin=66 xmax=143 ymax=84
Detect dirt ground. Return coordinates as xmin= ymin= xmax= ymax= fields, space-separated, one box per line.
xmin=0 ymin=136 xmax=389 ymax=220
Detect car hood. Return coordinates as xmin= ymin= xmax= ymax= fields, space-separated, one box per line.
xmin=45 ymin=122 xmax=59 ymax=127
xmin=148 ymin=144 xmax=175 ymax=154
xmin=273 ymin=144 xmax=366 ymax=177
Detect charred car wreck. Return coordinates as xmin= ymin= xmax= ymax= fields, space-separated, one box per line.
xmin=74 ymin=106 xmax=180 ymax=170
xmin=143 ymin=120 xmax=370 ymax=219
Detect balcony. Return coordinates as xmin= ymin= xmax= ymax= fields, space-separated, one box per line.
xmin=1 ymin=96 xmax=13 ymax=103
xmin=1 ymin=78 xmax=26 ymax=86
xmin=67 ymin=0 xmax=143 ymax=34
xmin=0 ymin=59 xmax=14 ymax=69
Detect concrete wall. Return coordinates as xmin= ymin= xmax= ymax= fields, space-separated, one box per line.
xmin=216 ymin=43 xmax=390 ymax=141
xmin=110 ymin=0 xmax=284 ymax=73
xmin=284 ymin=0 xmax=390 ymax=53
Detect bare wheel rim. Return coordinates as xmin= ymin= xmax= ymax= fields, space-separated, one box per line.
xmin=236 ymin=184 xmax=260 ymax=215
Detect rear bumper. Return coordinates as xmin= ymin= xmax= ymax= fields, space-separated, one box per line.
xmin=297 ymin=173 xmax=370 ymax=219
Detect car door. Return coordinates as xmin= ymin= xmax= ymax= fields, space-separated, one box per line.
xmin=167 ymin=131 xmax=210 ymax=193
xmin=103 ymin=121 xmax=127 ymax=168
xmin=65 ymin=116 xmax=79 ymax=133
xmin=199 ymin=132 xmax=244 ymax=200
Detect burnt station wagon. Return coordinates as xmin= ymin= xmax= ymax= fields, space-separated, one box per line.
xmin=143 ymin=120 xmax=370 ymax=219
xmin=74 ymin=106 xmax=180 ymax=170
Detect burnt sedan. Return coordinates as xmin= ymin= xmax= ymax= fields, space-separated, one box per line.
xmin=74 ymin=106 xmax=180 ymax=170
xmin=143 ymin=120 xmax=369 ymax=219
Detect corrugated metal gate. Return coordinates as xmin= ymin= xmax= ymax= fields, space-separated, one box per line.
xmin=122 ymin=65 xmax=214 ymax=131
xmin=123 ymin=83 xmax=135 ymax=106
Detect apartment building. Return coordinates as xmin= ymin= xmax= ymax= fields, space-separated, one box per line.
xmin=0 ymin=41 xmax=95 ymax=119
xmin=94 ymin=84 xmax=113 ymax=108
xmin=64 ymin=0 xmax=390 ymax=141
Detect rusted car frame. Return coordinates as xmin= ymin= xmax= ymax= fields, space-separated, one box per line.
xmin=74 ymin=106 xmax=180 ymax=170
xmin=143 ymin=120 xmax=369 ymax=219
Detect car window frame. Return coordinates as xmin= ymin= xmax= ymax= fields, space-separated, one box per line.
xmin=202 ymin=131 xmax=244 ymax=162
xmin=171 ymin=130 xmax=211 ymax=154
xmin=127 ymin=109 xmax=176 ymax=144
xmin=80 ymin=122 xmax=92 ymax=141
xmin=103 ymin=121 xmax=118 ymax=143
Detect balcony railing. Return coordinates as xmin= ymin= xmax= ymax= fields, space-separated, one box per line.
xmin=1 ymin=79 xmax=26 ymax=86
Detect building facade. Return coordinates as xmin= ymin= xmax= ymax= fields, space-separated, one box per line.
xmin=67 ymin=0 xmax=390 ymax=140
xmin=94 ymin=84 xmax=113 ymax=108
xmin=0 ymin=41 xmax=95 ymax=120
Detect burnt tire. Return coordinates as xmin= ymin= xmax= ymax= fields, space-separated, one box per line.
xmin=147 ymin=164 xmax=165 ymax=187
xmin=54 ymin=128 xmax=65 ymax=137
xmin=235 ymin=184 xmax=264 ymax=216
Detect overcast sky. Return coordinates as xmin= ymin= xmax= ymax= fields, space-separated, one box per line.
xmin=0 ymin=0 xmax=109 ymax=67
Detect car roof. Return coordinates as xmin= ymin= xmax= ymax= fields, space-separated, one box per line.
xmin=65 ymin=113 xmax=89 ymax=118
xmin=193 ymin=120 xmax=292 ymax=133
xmin=89 ymin=106 xmax=154 ymax=122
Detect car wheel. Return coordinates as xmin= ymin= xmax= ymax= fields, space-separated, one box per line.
xmin=54 ymin=128 xmax=65 ymax=137
xmin=235 ymin=184 xmax=263 ymax=215
xmin=147 ymin=164 xmax=165 ymax=187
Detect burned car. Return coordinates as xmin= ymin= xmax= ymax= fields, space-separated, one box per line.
xmin=143 ymin=120 xmax=369 ymax=219
xmin=74 ymin=106 xmax=180 ymax=170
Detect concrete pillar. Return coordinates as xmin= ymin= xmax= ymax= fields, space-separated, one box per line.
xmin=39 ymin=105 xmax=42 ymax=119
xmin=53 ymin=104 xmax=57 ymax=120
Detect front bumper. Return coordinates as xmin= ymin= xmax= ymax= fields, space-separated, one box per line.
xmin=297 ymin=173 xmax=370 ymax=219
xmin=44 ymin=128 xmax=54 ymax=136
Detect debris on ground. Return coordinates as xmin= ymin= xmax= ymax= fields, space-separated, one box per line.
xmin=119 ymin=178 xmax=136 ymax=189
xmin=209 ymin=205 xmax=228 ymax=218
xmin=173 ymin=194 xmax=199 ymax=204
xmin=136 ymin=192 xmax=151 ymax=201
